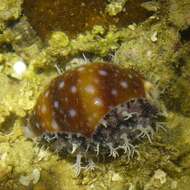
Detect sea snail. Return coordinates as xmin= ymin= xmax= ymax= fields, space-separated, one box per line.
xmin=26 ymin=62 xmax=163 ymax=175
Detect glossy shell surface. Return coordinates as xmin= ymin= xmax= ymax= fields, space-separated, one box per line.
xmin=31 ymin=63 xmax=146 ymax=137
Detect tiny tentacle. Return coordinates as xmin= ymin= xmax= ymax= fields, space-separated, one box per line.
xmin=156 ymin=121 xmax=167 ymax=132
xmin=73 ymin=154 xmax=83 ymax=176
xmin=42 ymin=133 xmax=58 ymax=143
xmin=95 ymin=143 xmax=100 ymax=156
xmin=122 ymin=111 xmax=139 ymax=120
xmin=71 ymin=143 xmax=80 ymax=154
xmin=85 ymin=159 xmax=96 ymax=171
xmin=107 ymin=143 xmax=119 ymax=158
xmin=117 ymin=133 xmax=138 ymax=160
xmin=136 ymin=125 xmax=155 ymax=143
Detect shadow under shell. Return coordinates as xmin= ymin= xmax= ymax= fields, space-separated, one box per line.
xmin=39 ymin=98 xmax=160 ymax=165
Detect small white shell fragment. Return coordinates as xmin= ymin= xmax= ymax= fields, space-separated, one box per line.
xmin=0 ymin=152 xmax=7 ymax=161
xmin=19 ymin=168 xmax=41 ymax=186
xmin=111 ymin=173 xmax=123 ymax=181
xmin=32 ymin=168 xmax=41 ymax=184
xmin=128 ymin=23 xmax=136 ymax=31
xmin=13 ymin=60 xmax=27 ymax=77
xmin=171 ymin=181 xmax=178 ymax=189
xmin=153 ymin=169 xmax=167 ymax=184
xmin=151 ymin=31 xmax=158 ymax=42
xmin=128 ymin=183 xmax=135 ymax=190
xmin=19 ymin=175 xmax=31 ymax=186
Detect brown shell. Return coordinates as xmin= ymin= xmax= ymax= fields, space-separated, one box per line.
xmin=30 ymin=63 xmax=146 ymax=137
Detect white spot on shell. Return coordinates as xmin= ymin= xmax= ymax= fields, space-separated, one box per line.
xmin=54 ymin=101 xmax=59 ymax=109
xmin=98 ymin=70 xmax=108 ymax=76
xmin=78 ymin=67 xmax=85 ymax=72
xmin=108 ymin=105 xmax=114 ymax=110
xmin=59 ymin=81 xmax=65 ymax=89
xmin=19 ymin=168 xmax=40 ymax=186
xmin=92 ymin=113 xmax=98 ymax=118
xmin=36 ymin=122 xmax=40 ymax=129
xmin=41 ymin=105 xmax=47 ymax=114
xmin=71 ymin=86 xmax=77 ymax=93
xmin=52 ymin=120 xmax=59 ymax=130
xmin=45 ymin=91 xmax=49 ymax=97
xmin=94 ymin=79 xmax=99 ymax=84
xmin=68 ymin=109 xmax=77 ymax=118
xmin=85 ymin=85 xmax=95 ymax=94
xmin=120 ymin=81 xmax=128 ymax=89
xmin=94 ymin=97 xmax=103 ymax=106
xmin=41 ymin=122 xmax=46 ymax=128
xmin=111 ymin=89 xmax=118 ymax=96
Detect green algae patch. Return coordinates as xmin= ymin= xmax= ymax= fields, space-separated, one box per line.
xmin=0 ymin=0 xmax=190 ymax=190
xmin=167 ymin=0 xmax=190 ymax=29
xmin=163 ymin=43 xmax=190 ymax=116
xmin=114 ymin=20 xmax=180 ymax=86
xmin=0 ymin=0 xmax=23 ymax=29
xmin=106 ymin=0 xmax=129 ymax=16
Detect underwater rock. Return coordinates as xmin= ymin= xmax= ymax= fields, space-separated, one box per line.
xmin=23 ymin=0 xmax=153 ymax=39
